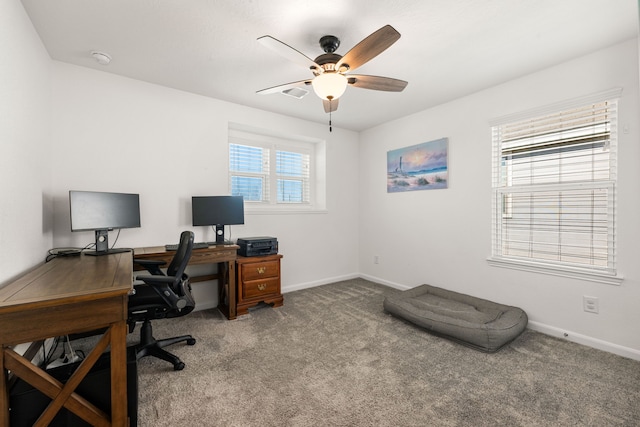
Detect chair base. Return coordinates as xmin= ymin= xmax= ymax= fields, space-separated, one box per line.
xmin=133 ymin=319 xmax=196 ymax=371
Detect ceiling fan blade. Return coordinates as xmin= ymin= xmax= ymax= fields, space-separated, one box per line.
xmin=336 ymin=25 xmax=401 ymax=72
xmin=258 ymin=35 xmax=320 ymax=71
xmin=256 ymin=79 xmax=312 ymax=95
xmin=347 ymin=75 xmax=408 ymax=92
xmin=323 ymin=98 xmax=339 ymax=113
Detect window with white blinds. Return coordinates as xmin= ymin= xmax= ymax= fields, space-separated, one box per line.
xmin=230 ymin=143 xmax=270 ymax=202
xmin=276 ymin=150 xmax=309 ymax=203
xmin=229 ymin=129 xmax=312 ymax=207
xmin=490 ymin=91 xmax=620 ymax=283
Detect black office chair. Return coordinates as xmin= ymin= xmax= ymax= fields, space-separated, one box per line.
xmin=128 ymin=230 xmax=197 ymax=370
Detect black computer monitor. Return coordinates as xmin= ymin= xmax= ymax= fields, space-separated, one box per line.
xmin=192 ymin=196 xmax=244 ymax=244
xmin=69 ymin=190 xmax=141 ymax=256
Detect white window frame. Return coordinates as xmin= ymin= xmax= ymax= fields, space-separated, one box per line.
xmin=488 ymin=89 xmax=623 ymax=285
xmin=228 ymin=124 xmax=326 ymax=213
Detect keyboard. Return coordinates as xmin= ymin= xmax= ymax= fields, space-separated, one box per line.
xmin=165 ymin=242 xmax=209 ymax=251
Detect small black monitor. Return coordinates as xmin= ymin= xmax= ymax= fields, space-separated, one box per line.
xmin=192 ymin=196 xmax=244 ymax=244
xmin=69 ymin=190 xmax=141 ymax=256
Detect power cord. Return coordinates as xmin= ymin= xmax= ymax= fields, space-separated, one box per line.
xmin=45 ymin=248 xmax=82 ymax=262
xmin=45 ymin=241 xmax=103 ymax=262
xmin=110 ymin=229 xmax=122 ymax=249
xmin=47 ymin=335 xmax=83 ymax=368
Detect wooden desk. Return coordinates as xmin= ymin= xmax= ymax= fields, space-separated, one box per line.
xmin=0 ymin=252 xmax=133 ymax=426
xmin=134 ymin=245 xmax=239 ymax=320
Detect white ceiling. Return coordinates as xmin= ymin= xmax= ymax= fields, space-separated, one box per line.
xmin=21 ymin=0 xmax=638 ymax=132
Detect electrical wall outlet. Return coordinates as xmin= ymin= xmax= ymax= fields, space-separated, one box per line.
xmin=373 ymin=255 xmax=380 ymax=264
xmin=583 ymin=296 xmax=599 ymax=314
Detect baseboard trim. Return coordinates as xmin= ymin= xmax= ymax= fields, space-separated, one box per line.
xmin=195 ymin=301 xmax=217 ymax=311
xmin=282 ymin=273 xmax=361 ymax=293
xmin=357 ymin=274 xmax=411 ymax=291
xmin=527 ymin=321 xmax=640 ymax=361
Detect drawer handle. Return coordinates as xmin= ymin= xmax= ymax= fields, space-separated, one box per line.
xmin=256 ymin=267 xmax=266 ymax=274
xmin=257 ymin=283 xmax=267 ymax=291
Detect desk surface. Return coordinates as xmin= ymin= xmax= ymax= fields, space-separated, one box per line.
xmin=134 ymin=244 xmax=238 ymax=255
xmin=134 ymin=244 xmax=238 ymax=270
xmin=0 ymin=252 xmax=133 ymax=312
xmin=134 ymin=244 xmax=238 ymax=262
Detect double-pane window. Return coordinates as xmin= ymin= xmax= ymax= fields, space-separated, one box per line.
xmin=490 ymin=91 xmax=620 ymax=281
xmin=229 ymin=130 xmax=311 ymax=206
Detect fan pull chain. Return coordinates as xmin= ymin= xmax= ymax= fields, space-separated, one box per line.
xmin=329 ymin=109 xmax=332 ymax=132
xmin=328 ymin=97 xmax=333 ymax=132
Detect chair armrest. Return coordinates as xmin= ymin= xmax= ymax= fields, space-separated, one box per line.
xmin=135 ymin=275 xmax=176 ymax=285
xmin=134 ymin=259 xmax=167 ymax=275
xmin=134 ymin=275 xmax=194 ymax=312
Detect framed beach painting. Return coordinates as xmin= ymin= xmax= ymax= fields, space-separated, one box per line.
xmin=387 ymin=138 xmax=448 ymax=192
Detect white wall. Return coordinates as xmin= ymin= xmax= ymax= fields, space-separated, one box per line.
xmin=5 ymin=0 xmax=639 ymax=359
xmin=359 ymin=38 xmax=640 ymax=359
xmin=0 ymin=0 xmax=53 ymax=286
xmin=50 ymin=62 xmax=360 ymax=306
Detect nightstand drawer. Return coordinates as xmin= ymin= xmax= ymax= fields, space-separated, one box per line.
xmin=242 ymin=277 xmax=280 ymax=299
xmin=240 ymin=260 xmax=280 ymax=281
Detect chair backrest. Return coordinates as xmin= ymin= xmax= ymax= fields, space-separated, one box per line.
xmin=167 ymin=230 xmax=194 ymax=278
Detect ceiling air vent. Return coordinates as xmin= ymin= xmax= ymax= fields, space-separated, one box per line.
xmin=281 ymin=87 xmax=308 ymax=99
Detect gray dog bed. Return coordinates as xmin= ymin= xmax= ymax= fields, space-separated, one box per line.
xmin=383 ymin=284 xmax=528 ymax=352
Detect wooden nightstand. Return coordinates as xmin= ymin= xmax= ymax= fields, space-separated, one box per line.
xmin=236 ymin=254 xmax=283 ymax=316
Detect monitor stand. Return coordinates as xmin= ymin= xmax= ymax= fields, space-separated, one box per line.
xmin=215 ymin=225 xmax=226 ymax=245
xmin=85 ymin=229 xmax=132 ymax=256
xmin=85 ymin=248 xmax=131 ymax=256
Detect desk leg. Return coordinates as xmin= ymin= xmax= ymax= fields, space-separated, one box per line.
xmin=0 ymin=348 xmax=8 ymax=427
xmin=228 ymin=261 xmax=236 ymax=320
xmin=110 ymin=321 xmax=128 ymax=426
xmin=217 ymin=261 xmax=237 ymax=320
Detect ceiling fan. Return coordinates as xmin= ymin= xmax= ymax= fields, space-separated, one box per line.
xmin=256 ymin=25 xmax=408 ymax=115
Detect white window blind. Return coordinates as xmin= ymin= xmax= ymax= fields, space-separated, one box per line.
xmin=276 ymin=150 xmax=310 ymax=203
xmin=491 ymin=93 xmax=619 ymax=280
xmin=229 ymin=143 xmax=270 ymax=202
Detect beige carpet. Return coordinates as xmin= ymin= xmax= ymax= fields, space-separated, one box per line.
xmin=128 ymin=279 xmax=640 ymax=426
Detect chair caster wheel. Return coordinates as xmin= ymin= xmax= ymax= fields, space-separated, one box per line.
xmin=187 ymin=338 xmax=196 ymax=345
xmin=174 ymin=362 xmax=185 ymax=371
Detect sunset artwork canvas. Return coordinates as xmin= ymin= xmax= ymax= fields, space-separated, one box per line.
xmin=387 ymin=138 xmax=448 ymax=192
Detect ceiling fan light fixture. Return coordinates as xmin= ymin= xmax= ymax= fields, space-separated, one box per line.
xmin=257 ymin=25 xmax=405 ymax=117
xmin=312 ymin=72 xmax=347 ymax=101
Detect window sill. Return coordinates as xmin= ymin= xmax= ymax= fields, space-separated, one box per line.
xmin=487 ymin=257 xmax=623 ymax=286
xmin=245 ymin=206 xmax=328 ymax=215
